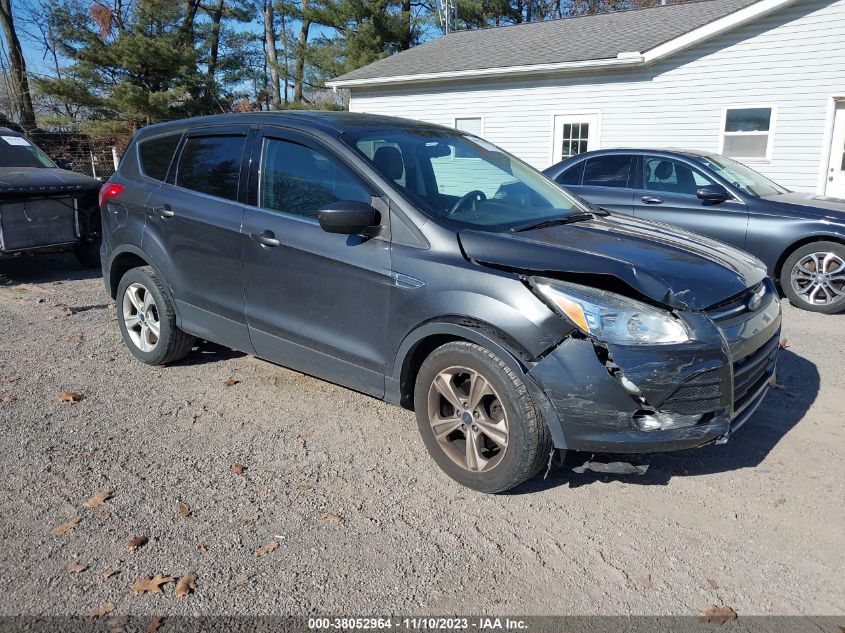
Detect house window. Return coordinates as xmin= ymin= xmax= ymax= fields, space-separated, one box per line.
xmin=721 ymin=106 xmax=775 ymax=160
xmin=560 ymin=122 xmax=591 ymax=159
xmin=454 ymin=117 xmax=482 ymax=158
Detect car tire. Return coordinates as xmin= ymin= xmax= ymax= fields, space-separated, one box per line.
xmin=116 ymin=266 xmax=196 ymax=365
xmin=780 ymin=241 xmax=845 ymax=314
xmin=74 ymin=238 xmax=101 ymax=268
xmin=413 ymin=341 xmax=552 ymax=493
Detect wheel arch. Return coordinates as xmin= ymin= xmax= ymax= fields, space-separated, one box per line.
xmin=107 ymin=245 xmax=166 ymax=299
xmin=390 ymin=318 xmax=535 ymax=411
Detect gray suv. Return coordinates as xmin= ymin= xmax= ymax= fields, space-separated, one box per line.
xmin=100 ymin=112 xmax=781 ymax=493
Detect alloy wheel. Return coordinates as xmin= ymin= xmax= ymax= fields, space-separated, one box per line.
xmin=426 ymin=366 xmax=509 ymax=473
xmin=122 ymin=282 xmax=160 ymax=352
xmin=790 ymin=251 xmax=845 ymax=306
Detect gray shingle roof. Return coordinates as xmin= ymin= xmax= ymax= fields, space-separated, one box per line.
xmin=331 ymin=0 xmax=761 ymax=83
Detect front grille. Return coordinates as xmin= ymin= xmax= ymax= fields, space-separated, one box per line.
xmin=732 ymin=333 xmax=779 ymax=413
xmin=661 ymin=368 xmax=722 ymax=415
xmin=707 ymin=282 xmax=765 ymax=323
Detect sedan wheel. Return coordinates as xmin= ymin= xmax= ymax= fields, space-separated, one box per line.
xmin=122 ymin=282 xmax=161 ymax=352
xmin=427 ymin=366 xmax=509 ymax=473
xmin=781 ymin=241 xmax=845 ymax=313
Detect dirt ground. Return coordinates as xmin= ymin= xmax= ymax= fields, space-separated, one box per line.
xmin=0 ymin=254 xmax=842 ymax=618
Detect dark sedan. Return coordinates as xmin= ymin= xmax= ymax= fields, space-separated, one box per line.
xmin=543 ymin=149 xmax=845 ymax=313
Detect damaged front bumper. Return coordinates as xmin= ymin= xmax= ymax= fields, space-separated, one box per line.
xmin=526 ymin=281 xmax=781 ymax=454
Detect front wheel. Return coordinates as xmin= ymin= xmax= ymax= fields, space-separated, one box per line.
xmin=115 ymin=266 xmax=196 ymax=365
xmin=780 ymin=241 xmax=845 ymax=313
xmin=413 ymin=341 xmax=552 ymax=493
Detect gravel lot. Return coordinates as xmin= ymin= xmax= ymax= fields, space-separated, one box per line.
xmin=0 ymin=254 xmax=843 ymax=618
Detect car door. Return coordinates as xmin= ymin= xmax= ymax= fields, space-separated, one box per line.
xmin=142 ymin=124 xmax=253 ymax=352
xmin=241 ymin=127 xmax=392 ymax=397
xmin=555 ymin=154 xmax=636 ymax=214
xmin=633 ymin=155 xmax=749 ymax=249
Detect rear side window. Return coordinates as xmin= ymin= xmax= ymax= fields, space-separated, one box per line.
xmin=176 ymin=135 xmax=246 ymax=201
xmin=138 ymin=134 xmax=181 ymax=181
xmin=556 ymin=162 xmax=584 ymax=186
xmin=582 ymin=155 xmax=632 ymax=189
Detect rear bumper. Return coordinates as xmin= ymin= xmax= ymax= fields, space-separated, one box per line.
xmin=527 ymin=286 xmax=781 ymax=454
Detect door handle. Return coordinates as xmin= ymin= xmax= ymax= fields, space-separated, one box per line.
xmin=251 ymin=230 xmax=280 ymax=248
xmin=641 ymin=196 xmax=664 ymax=204
xmin=154 ymin=204 xmax=175 ymax=218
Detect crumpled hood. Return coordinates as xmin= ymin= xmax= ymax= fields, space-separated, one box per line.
xmin=0 ymin=167 xmax=101 ymax=196
xmin=459 ymin=213 xmax=766 ymax=311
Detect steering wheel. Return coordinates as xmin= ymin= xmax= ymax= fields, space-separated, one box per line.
xmin=448 ymin=190 xmax=487 ymax=217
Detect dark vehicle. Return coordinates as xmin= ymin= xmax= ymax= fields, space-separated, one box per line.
xmin=544 ymin=149 xmax=845 ymax=314
xmin=100 ymin=113 xmax=780 ymax=493
xmin=0 ymin=127 xmax=101 ymax=267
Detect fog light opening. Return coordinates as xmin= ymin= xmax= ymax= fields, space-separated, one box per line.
xmin=633 ymin=410 xmax=703 ymax=431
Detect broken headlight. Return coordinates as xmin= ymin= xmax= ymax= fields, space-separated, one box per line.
xmin=531 ymin=278 xmax=691 ymax=345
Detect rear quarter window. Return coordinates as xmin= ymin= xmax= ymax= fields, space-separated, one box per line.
xmin=556 ymin=162 xmax=584 ymax=186
xmin=138 ymin=133 xmax=182 ymax=181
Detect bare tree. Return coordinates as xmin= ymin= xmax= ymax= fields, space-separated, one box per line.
xmin=263 ymin=0 xmax=281 ymax=108
xmin=0 ymin=0 xmax=36 ymax=130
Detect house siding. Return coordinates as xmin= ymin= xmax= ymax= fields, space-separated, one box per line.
xmin=348 ymin=0 xmax=845 ymax=192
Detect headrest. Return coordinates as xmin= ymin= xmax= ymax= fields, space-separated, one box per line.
xmin=373 ymin=146 xmax=404 ymax=181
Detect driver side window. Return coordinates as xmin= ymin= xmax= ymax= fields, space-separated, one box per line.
xmin=643 ymin=156 xmax=713 ymax=196
xmin=259 ymin=138 xmax=370 ymax=219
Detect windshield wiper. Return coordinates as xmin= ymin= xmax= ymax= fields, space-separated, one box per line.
xmin=511 ymin=212 xmax=594 ymax=233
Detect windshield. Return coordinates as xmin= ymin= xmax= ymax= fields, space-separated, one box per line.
xmin=697 ymin=154 xmax=787 ymax=197
xmin=0 ymin=134 xmax=56 ymax=168
xmin=342 ymin=129 xmax=582 ymax=231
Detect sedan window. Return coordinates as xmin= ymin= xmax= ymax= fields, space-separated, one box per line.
xmin=582 ymin=155 xmax=632 ymax=188
xmin=644 ymin=157 xmax=713 ymax=196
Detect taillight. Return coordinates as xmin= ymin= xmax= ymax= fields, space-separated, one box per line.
xmin=99 ymin=182 xmax=124 ymax=208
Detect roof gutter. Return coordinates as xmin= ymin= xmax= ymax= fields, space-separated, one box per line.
xmin=326 ymin=0 xmax=800 ymax=90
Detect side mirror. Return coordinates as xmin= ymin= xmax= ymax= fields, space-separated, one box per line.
xmin=54 ymin=158 xmax=72 ymax=170
xmin=317 ymin=200 xmax=381 ymax=235
xmin=696 ymin=184 xmax=730 ymax=203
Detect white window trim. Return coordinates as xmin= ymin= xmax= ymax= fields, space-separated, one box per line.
xmin=718 ymin=104 xmax=777 ymax=163
xmin=548 ymin=110 xmax=602 ymax=166
xmin=453 ymin=115 xmax=485 ymax=159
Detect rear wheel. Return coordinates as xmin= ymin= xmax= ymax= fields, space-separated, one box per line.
xmin=414 ymin=341 xmax=552 ymax=493
xmin=780 ymin=241 xmax=845 ymax=313
xmin=116 ymin=266 xmax=195 ymax=365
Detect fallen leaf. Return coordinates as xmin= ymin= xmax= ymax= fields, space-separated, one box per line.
xmin=6 ymin=375 xmax=19 ymax=383
xmin=255 ymin=541 xmax=279 ymax=557
xmin=230 ymin=463 xmax=246 ymax=475
xmin=63 ymin=308 xmax=76 ymax=318
xmin=320 ymin=513 xmax=344 ymax=524
xmin=102 ymin=569 xmax=119 ymax=580
xmin=178 ymin=503 xmax=191 ymax=518
xmin=174 ymin=572 xmax=198 ymax=598
xmin=224 ymin=378 xmax=239 ymax=387
xmin=296 ymin=431 xmax=311 ymax=439
xmin=87 ymin=602 xmax=116 ymax=618
xmin=51 ymin=516 xmax=80 ymax=536
xmin=67 ymin=334 xmax=84 ymax=343
xmin=127 ymin=536 xmax=148 ymax=551
xmin=144 ymin=617 xmax=163 ymax=633
xmin=296 ymin=483 xmax=313 ymax=491
xmin=774 ymin=496 xmax=786 ymax=507
xmin=131 ymin=573 xmax=175 ymax=596
xmin=633 ymin=575 xmax=653 ymax=588
xmin=67 ymin=562 xmax=88 ymax=574
xmin=232 ymin=573 xmax=249 ymax=586
xmin=1 ymin=394 xmax=13 ymax=405
xmin=58 ymin=391 xmax=83 ymax=403
xmin=707 ymin=579 xmax=720 ymax=590
xmin=197 ymin=544 xmax=207 ymax=554
xmin=699 ymin=605 xmax=738 ymax=625
xmin=779 ymin=338 xmax=789 ymax=349
xmin=84 ymin=488 xmax=114 ymax=508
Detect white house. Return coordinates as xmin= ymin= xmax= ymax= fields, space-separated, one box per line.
xmin=327 ymin=0 xmax=845 ymax=197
